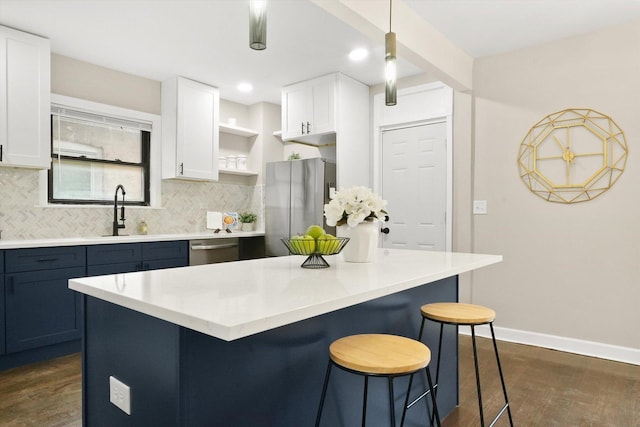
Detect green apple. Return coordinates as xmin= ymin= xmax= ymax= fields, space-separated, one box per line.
xmin=316 ymin=234 xmax=338 ymax=255
xmin=305 ymin=225 xmax=325 ymax=240
xmin=291 ymin=234 xmax=316 ymax=254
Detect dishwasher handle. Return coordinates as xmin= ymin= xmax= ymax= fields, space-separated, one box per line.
xmin=191 ymin=243 xmax=239 ymax=250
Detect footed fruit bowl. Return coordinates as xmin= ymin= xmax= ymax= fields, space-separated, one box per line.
xmin=281 ymin=237 xmax=350 ymax=268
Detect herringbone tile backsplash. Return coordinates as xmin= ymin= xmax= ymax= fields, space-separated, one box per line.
xmin=0 ymin=167 xmax=263 ymax=240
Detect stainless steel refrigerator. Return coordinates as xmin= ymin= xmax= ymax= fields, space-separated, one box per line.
xmin=265 ymin=158 xmax=336 ymax=256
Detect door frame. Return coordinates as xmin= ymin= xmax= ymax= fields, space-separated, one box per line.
xmin=372 ymin=82 xmax=453 ymax=251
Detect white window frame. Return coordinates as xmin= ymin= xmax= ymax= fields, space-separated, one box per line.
xmin=39 ymin=94 xmax=162 ymax=208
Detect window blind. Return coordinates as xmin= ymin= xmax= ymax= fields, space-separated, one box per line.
xmin=51 ymin=105 xmax=153 ymax=132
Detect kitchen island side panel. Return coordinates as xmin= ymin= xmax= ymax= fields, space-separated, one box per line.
xmin=82 ymin=276 xmax=457 ymax=426
xmin=83 ymin=296 xmax=182 ymax=427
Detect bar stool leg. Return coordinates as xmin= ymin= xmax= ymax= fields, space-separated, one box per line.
xmin=401 ymin=317 xmax=427 ymax=426
xmin=401 ymin=319 xmax=444 ymax=427
xmin=315 ymin=361 xmax=333 ymax=427
xmin=388 ymin=377 xmax=396 ymax=427
xmin=425 ymin=367 xmax=442 ymax=427
xmin=490 ymin=323 xmax=514 ymax=426
xmin=433 ymin=323 xmax=444 ymax=398
xmin=470 ymin=325 xmax=486 ymax=427
xmin=400 ymin=373 xmax=413 ymax=427
xmin=362 ymin=376 xmax=369 ymax=427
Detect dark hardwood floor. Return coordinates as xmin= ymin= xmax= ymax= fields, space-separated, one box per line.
xmin=0 ymin=336 xmax=638 ymax=426
xmin=444 ymin=335 xmax=640 ymax=427
xmin=0 ymin=353 xmax=81 ymax=427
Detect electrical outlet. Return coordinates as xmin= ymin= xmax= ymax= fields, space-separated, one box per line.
xmin=109 ymin=376 xmax=131 ymax=415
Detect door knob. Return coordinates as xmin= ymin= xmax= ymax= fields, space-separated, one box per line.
xmin=381 ymin=227 xmax=390 ymax=234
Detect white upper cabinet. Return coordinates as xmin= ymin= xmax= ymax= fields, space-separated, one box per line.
xmin=281 ymin=73 xmax=336 ymax=143
xmin=162 ymin=76 xmax=219 ymax=181
xmin=0 ymin=25 xmax=51 ymax=169
xmin=281 ymin=72 xmax=370 ymax=188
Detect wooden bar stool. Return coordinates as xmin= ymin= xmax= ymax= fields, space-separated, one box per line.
xmin=404 ymin=303 xmax=513 ymax=427
xmin=315 ymin=334 xmax=441 ymax=427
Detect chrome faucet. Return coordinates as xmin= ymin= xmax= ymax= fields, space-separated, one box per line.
xmin=112 ymin=185 xmax=126 ymax=236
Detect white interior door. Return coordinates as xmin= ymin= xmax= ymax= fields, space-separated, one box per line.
xmin=381 ymin=121 xmax=447 ymax=251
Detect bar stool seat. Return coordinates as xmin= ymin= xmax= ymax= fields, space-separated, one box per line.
xmin=316 ymin=334 xmax=441 ymax=427
xmin=421 ymin=302 xmax=496 ymax=325
xmin=404 ymin=302 xmax=513 ymax=427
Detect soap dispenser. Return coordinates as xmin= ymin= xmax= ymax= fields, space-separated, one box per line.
xmin=138 ymin=219 xmax=148 ymax=235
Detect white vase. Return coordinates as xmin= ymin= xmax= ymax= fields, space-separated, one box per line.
xmin=241 ymin=222 xmax=254 ymax=232
xmin=337 ymin=221 xmax=379 ymax=263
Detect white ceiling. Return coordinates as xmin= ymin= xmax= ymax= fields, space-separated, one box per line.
xmin=1 ymin=0 xmax=640 ymax=106
xmin=405 ymin=0 xmax=640 ymax=58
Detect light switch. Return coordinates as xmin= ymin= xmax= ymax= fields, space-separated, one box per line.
xmin=473 ymin=200 xmax=488 ymax=215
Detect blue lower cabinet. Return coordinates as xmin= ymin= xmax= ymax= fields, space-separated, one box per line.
xmin=86 ymin=241 xmax=188 ymax=276
xmin=141 ymin=241 xmax=188 ymax=270
xmin=5 ymin=246 xmax=85 ymax=273
xmin=0 ymin=274 xmax=5 ymax=355
xmin=5 ymin=266 xmax=84 ymax=353
xmin=0 ymin=240 xmax=188 ymax=368
xmin=87 ymin=243 xmax=141 ymax=276
xmin=87 ymin=261 xmax=141 ymax=276
xmin=141 ymin=241 xmax=188 ymax=267
xmin=1 ymin=249 xmax=4 ymax=355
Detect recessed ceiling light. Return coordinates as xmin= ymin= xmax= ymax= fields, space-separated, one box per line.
xmin=349 ymin=48 xmax=368 ymax=61
xmin=237 ymin=82 xmax=253 ymax=92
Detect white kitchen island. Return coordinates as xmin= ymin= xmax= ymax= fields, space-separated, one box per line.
xmin=70 ymin=249 xmax=501 ymax=426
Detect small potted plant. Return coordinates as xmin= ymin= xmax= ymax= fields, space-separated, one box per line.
xmin=238 ymin=211 xmax=257 ymax=231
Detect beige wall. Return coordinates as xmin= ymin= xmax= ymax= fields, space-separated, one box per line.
xmin=471 ymin=20 xmax=640 ymax=349
xmin=52 ymin=54 xmax=160 ymax=114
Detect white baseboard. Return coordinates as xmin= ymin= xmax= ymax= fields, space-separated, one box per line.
xmin=459 ymin=325 xmax=640 ymax=366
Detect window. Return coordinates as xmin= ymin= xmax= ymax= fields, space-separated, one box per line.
xmin=49 ymin=104 xmax=151 ymax=205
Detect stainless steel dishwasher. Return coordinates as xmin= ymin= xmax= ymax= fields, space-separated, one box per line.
xmin=189 ymin=238 xmax=239 ymax=265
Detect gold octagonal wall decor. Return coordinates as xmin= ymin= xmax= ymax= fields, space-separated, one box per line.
xmin=518 ymin=108 xmax=628 ymax=203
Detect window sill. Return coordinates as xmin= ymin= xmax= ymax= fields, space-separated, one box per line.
xmin=34 ymin=204 xmax=166 ymax=210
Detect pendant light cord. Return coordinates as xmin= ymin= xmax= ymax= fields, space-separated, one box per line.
xmin=389 ymin=0 xmax=393 ymax=32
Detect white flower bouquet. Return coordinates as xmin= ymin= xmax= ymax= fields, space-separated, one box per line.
xmin=324 ymin=186 xmax=388 ymax=228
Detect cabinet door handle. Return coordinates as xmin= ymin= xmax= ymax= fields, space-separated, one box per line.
xmin=180 ymin=162 xmax=184 ymax=175
xmin=301 ymin=122 xmax=305 ymax=135
xmin=37 ymin=257 xmax=58 ymax=263
xmin=0 ymin=144 xmax=3 ymax=161
xmin=306 ymin=122 xmax=310 ymax=134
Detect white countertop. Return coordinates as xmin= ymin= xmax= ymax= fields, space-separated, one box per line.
xmin=0 ymin=231 xmax=264 ymax=250
xmin=69 ymin=249 xmax=502 ymax=341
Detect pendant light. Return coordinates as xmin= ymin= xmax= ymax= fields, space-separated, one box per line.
xmin=385 ymin=0 xmax=397 ymax=106
xmin=249 ymin=0 xmax=267 ymax=50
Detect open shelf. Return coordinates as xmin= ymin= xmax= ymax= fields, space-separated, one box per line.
xmin=219 ymin=123 xmax=259 ymax=137
xmin=219 ymin=168 xmax=258 ymax=176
